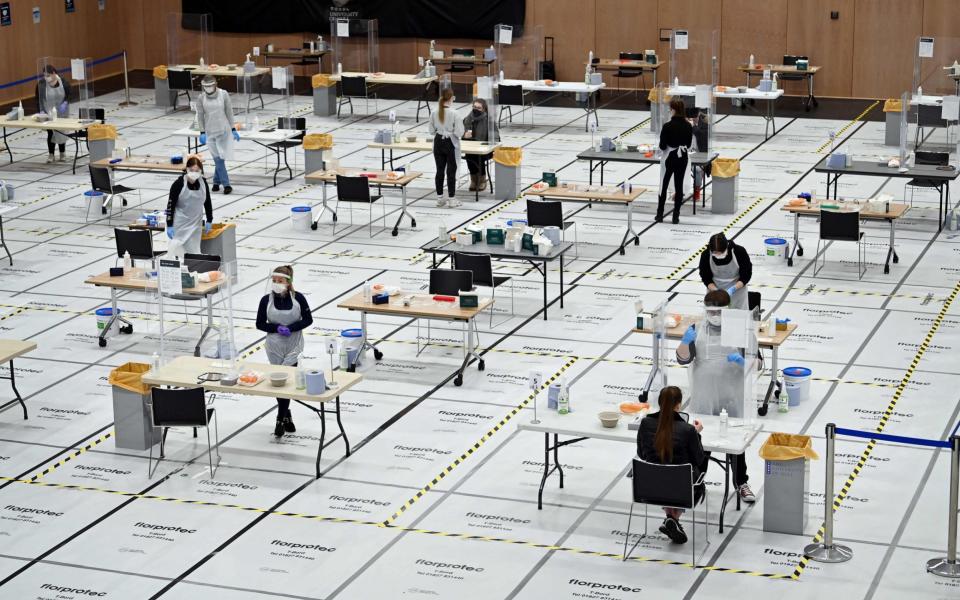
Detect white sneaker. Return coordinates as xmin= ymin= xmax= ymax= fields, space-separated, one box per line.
xmin=58 ymin=152 xmax=66 ymax=162
xmin=738 ymin=483 xmax=756 ymax=504
xmin=436 ymin=196 xmax=447 ymax=208
xmin=46 ymin=154 xmax=55 ymax=164
xmin=447 ymin=198 xmax=462 ymax=208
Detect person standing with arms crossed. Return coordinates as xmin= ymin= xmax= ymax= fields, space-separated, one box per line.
xmin=429 ymin=88 xmax=464 ymax=208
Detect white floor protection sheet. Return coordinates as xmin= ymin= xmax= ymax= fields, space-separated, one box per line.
xmin=0 ymin=87 xmax=957 ymax=599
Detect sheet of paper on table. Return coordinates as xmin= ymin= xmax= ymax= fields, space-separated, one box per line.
xmin=720 ymin=308 xmax=752 ymax=348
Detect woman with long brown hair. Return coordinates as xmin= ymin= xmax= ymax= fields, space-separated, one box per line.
xmin=637 ymin=386 xmax=707 ymax=544
xmin=428 ymin=87 xmax=465 ymax=207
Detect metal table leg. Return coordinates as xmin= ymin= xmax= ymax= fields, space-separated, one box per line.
xmin=2 ymin=127 xmax=12 ymax=163
xmin=391 ymin=184 xmax=416 ymax=237
xmin=787 ymin=212 xmax=803 ymax=267
xmin=619 ymin=200 xmax=639 ymax=255
xmin=193 ymin=294 xmax=219 ymax=357
xmin=98 ymin=287 xmax=134 ymax=348
xmin=884 ymin=217 xmax=899 ymax=274
xmin=559 ymin=254 xmax=564 ymax=309
xmin=312 ymin=182 xmax=338 ymax=229
xmin=0 ymin=214 xmax=11 ymax=265
xmin=0 ymin=359 xmax=28 ymax=419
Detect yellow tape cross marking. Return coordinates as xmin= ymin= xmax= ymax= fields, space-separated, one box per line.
xmin=27 ymin=432 xmax=113 ymax=481
xmin=815 ymin=101 xmax=880 ymax=154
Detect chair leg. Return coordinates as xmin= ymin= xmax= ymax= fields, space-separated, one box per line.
xmin=623 ymin=502 xmax=634 ymax=561
xmin=813 ymin=238 xmax=824 ymax=277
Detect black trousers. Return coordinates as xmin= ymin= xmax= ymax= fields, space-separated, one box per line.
xmin=433 ymin=135 xmax=457 ymax=197
xmin=276 ymin=362 xmax=296 ymax=415
xmin=657 ymin=152 xmax=688 ymax=220
xmin=466 ymin=152 xmax=492 ymax=175
xmin=46 ymin=131 xmax=65 ymax=154
xmin=704 ymin=451 xmax=748 ymax=487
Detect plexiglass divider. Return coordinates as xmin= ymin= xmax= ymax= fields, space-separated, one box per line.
xmin=329 ymin=18 xmax=379 ymax=75
xmin=270 ymin=66 xmax=295 ymax=118
xmin=36 ymin=57 xmax=94 ymax=117
xmin=495 ymin=23 xmax=542 ymax=82
xmin=167 ymin=13 xmax=210 ymax=68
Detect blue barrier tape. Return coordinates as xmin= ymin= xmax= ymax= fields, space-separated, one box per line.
xmin=835 ymin=427 xmax=951 ymax=449
xmin=0 ymin=51 xmax=125 ymax=91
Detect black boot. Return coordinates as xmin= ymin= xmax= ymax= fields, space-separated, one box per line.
xmin=223 ymin=185 xmax=233 ymax=195
xmin=283 ymin=413 xmax=296 ymax=433
xmin=655 ymin=195 xmax=666 ymax=222
xmin=274 ymin=416 xmax=285 ymax=438
xmin=212 ymin=183 xmax=221 ymax=192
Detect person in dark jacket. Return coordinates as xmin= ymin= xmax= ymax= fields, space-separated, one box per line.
xmin=656 ymin=98 xmax=693 ymax=224
xmin=688 ymin=108 xmax=711 ymax=201
xmin=698 ymin=232 xmax=752 ymax=310
xmin=256 ymin=265 xmax=314 ymax=437
xmin=35 ymin=64 xmax=72 ymax=163
xmin=166 ymin=156 xmax=213 ymax=255
xmin=638 ymin=386 xmax=706 ymax=544
xmin=462 ymin=97 xmax=498 ymax=192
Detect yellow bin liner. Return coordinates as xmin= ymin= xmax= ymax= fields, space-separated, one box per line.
xmin=153 ymin=65 xmax=168 ymax=80
xmin=87 ymin=124 xmax=117 ymax=141
xmin=201 ymin=222 xmax=235 ymax=241
xmin=312 ymin=74 xmax=336 ymax=88
xmin=712 ymin=158 xmax=740 ymax=178
xmin=494 ymin=147 xmax=522 ymax=167
xmin=883 ymin=99 xmax=903 ymax=113
xmin=109 ymin=362 xmax=151 ymax=395
xmin=648 ymin=88 xmax=672 ymax=103
xmin=759 ymin=433 xmax=819 ymax=461
xmin=303 ymin=133 xmax=333 ymax=150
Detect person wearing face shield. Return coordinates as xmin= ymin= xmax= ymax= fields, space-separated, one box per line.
xmin=429 ymin=87 xmax=465 ymax=208
xmin=462 ymin=98 xmax=498 ymax=192
xmin=196 ymin=75 xmax=240 ymax=195
xmin=698 ymin=232 xmax=752 ymax=309
xmin=255 ymin=265 xmax=314 ymax=437
xmin=35 ymin=65 xmax=72 ymax=163
xmin=675 ymin=289 xmax=756 ymax=504
xmin=165 ymin=156 xmax=213 ymax=255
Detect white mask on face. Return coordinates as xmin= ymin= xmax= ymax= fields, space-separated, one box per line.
xmin=707 ymin=314 xmax=722 ymax=327
xmin=712 ymin=250 xmax=728 ymax=260
xmin=202 ymin=84 xmax=217 ymax=96
xmin=45 ymin=76 xmax=57 ymax=86
xmin=271 ymin=282 xmax=287 ymax=295
xmin=186 ymin=171 xmax=201 ymax=182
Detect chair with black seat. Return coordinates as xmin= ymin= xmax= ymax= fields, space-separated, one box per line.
xmin=167 ymin=69 xmax=194 ymax=110
xmin=266 ymin=116 xmax=306 ymax=185
xmin=905 ymin=150 xmax=950 ymax=208
xmin=76 ymin=107 xmax=105 ymax=149
xmin=814 ymin=209 xmax=866 ymax=280
xmin=147 ymin=387 xmax=220 ymax=478
xmin=89 ymin=165 xmax=137 ymax=223
xmin=338 ymin=75 xmax=378 ymax=118
xmin=335 ymin=175 xmax=385 ymax=237
xmin=623 ymin=458 xmax=709 ymax=565
xmin=613 ymin=52 xmax=646 ymax=100
xmin=420 ymin=268 xmax=475 ymax=353
xmin=114 ymin=228 xmax=165 ymax=268
xmin=453 ymin=251 xmax=514 ymax=327
xmin=526 ymin=198 xmax=577 ymax=259
xmin=498 ymin=84 xmax=533 ymax=127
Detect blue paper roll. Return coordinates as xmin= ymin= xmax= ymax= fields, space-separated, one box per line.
xmin=305 ymin=370 xmax=327 ymax=395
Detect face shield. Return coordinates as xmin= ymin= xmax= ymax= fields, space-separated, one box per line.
xmin=201 ymin=77 xmax=218 ymax=96
xmin=266 ymin=269 xmax=292 ymax=297
xmin=704 ymin=306 xmax=723 ymax=328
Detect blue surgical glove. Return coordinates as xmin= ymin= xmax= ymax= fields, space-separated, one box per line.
xmin=166 ymin=226 xmax=175 ymax=239
xmin=681 ymin=325 xmax=697 ymax=345
xmin=57 ymin=101 xmax=68 ymax=115
xmin=727 ymin=352 xmax=745 ymax=366
xmin=726 ymin=285 xmax=737 ymax=296
xmin=232 ymin=129 xmax=240 ymax=142
xmin=199 ymin=133 xmax=207 ymax=145
xmin=277 ymin=325 xmax=291 ymax=337
xmin=204 ymin=221 xmax=212 ymax=234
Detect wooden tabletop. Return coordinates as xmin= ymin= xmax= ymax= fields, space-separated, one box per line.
xmin=305 ymin=169 xmax=422 ymax=186
xmin=172 ymin=64 xmax=269 ymax=77
xmin=92 ymin=156 xmax=186 ymax=173
xmin=430 ymin=56 xmax=495 ymax=65
xmin=84 ymin=268 xmax=222 ymax=295
xmin=0 ymin=339 xmax=37 ymax=363
xmin=142 ymin=356 xmax=362 ymax=404
xmin=526 ymin=184 xmax=646 ymax=203
xmin=368 ymin=138 xmax=499 ymax=155
xmin=633 ymin=315 xmax=796 ymax=348
xmin=781 ymin=201 xmax=909 ymax=220
xmin=0 ymin=116 xmax=93 ymax=131
xmin=263 ymin=49 xmax=329 ymax=58
xmin=338 ymin=291 xmax=492 ymax=322
xmin=589 ymin=59 xmax=664 ymax=70
xmin=330 ymin=72 xmax=437 ymax=85
xmin=737 ymin=64 xmax=821 ymax=74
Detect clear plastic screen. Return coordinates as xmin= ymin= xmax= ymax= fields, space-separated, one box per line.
xmin=495 ymin=23 xmax=542 ymax=81
xmin=912 ymin=36 xmax=960 ymax=98
xmin=269 ymin=65 xmax=295 ymax=117
xmin=36 ymin=57 xmax=93 ymax=116
xmin=167 ymin=13 xmax=210 ymax=68
xmin=669 ymin=29 xmax=717 ymax=155
xmin=469 ymin=76 xmax=499 ymax=169
xmin=329 ymin=18 xmax=379 ymax=75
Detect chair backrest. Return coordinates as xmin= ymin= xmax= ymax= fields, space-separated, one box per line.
xmin=915 ymin=150 xmax=950 ymax=166
xmin=278 ymin=117 xmax=306 ymax=133
xmin=783 ymin=55 xmax=798 ymax=66
xmin=184 ymin=253 xmax=221 ymax=273
xmin=526 ymin=199 xmax=563 ymax=228
xmin=498 ymin=84 xmax=524 ymax=106
xmin=632 ymin=458 xmax=695 ymax=509
xmin=89 ymin=165 xmax=112 ymax=193
xmin=452 ymin=252 xmax=494 ymax=287
xmin=452 ymin=48 xmax=475 ymax=57
xmin=150 ymin=387 xmax=208 ymax=426
xmin=167 ymin=70 xmax=193 ymax=91
xmin=917 ymin=104 xmax=946 ymax=127
xmin=819 ymin=209 xmax=861 ymax=242
xmin=79 ymin=107 xmax=105 ymax=122
xmin=619 ymin=51 xmax=643 ymax=61
xmin=341 ymin=76 xmax=368 ymax=97
xmin=336 ymin=175 xmax=371 ymax=202
xmin=429 ymin=269 xmax=473 ymax=296
xmin=115 ymin=228 xmax=156 ymax=261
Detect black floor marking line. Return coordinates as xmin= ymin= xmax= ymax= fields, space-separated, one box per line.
xmin=0 ymin=423 xmax=114 ymax=493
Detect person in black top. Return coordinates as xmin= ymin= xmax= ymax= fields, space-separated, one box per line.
xmin=698 ymin=232 xmax=752 ymax=310
xmin=166 ymin=156 xmax=214 ymax=255
xmin=462 ymin=97 xmax=498 ymax=192
xmin=255 ymin=265 xmax=314 ymax=437
xmin=657 ymin=98 xmax=693 ymax=224
xmin=638 ymin=386 xmax=706 ymax=544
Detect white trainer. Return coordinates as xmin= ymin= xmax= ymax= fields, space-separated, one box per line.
xmin=436 ymin=196 xmax=447 ymax=208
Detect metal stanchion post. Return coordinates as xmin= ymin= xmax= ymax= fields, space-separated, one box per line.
xmin=805 ymin=423 xmax=853 ymax=563
xmin=118 ymin=50 xmax=138 ymax=107
xmin=927 ymin=435 xmax=960 ymax=578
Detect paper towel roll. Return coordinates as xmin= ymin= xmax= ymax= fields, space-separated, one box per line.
xmin=305 ymin=370 xmax=327 ymax=395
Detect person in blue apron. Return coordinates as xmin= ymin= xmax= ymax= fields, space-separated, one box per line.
xmin=255 ymin=265 xmax=314 ymax=438
xmin=676 ymin=289 xmax=756 ymax=504
xmin=698 ymin=232 xmax=752 ymax=310
xmin=196 ymin=75 xmax=240 ymax=195
xmin=35 ymin=65 xmax=71 ymax=164
xmin=165 ymin=156 xmax=213 ymax=255
xmin=429 ymin=87 xmax=464 ymax=208
xmin=656 ymin=98 xmax=693 ymax=224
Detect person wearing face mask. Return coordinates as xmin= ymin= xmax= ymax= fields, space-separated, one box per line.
xmin=656 ymin=98 xmax=693 ymax=224
xmin=196 ymin=75 xmax=240 ymax=195
xmin=676 ymin=289 xmax=755 ymax=504
xmin=698 ymin=232 xmax=752 ymax=310
xmin=256 ymin=265 xmax=314 ymax=437
xmin=429 ymin=87 xmax=465 ymax=207
xmin=462 ymin=98 xmax=498 ymax=192
xmin=165 ymin=156 xmax=213 ymax=255
xmin=35 ymin=65 xmax=72 ymax=164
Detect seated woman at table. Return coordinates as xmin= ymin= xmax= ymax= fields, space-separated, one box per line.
xmin=462 ymin=97 xmax=498 ymax=192
xmin=637 ymin=386 xmax=707 ymax=544
xmin=256 ymin=265 xmax=313 ymax=438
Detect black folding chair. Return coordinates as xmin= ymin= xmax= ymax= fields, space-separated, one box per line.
xmin=115 ymin=227 xmax=165 ymax=267
xmin=526 ymin=198 xmax=577 ymax=258
xmin=419 ymin=268 xmax=475 ymax=354
xmin=498 ymin=84 xmax=532 ymax=126
xmin=613 ymin=52 xmax=646 ymax=100
xmin=89 ymin=165 xmax=137 ymax=222
xmin=167 ymin=69 xmax=194 ymax=110
xmin=814 ymin=209 xmax=866 ymax=280
xmin=338 ymin=76 xmax=378 ymax=117
xmin=453 ymin=251 xmax=514 ymax=327
xmin=335 ymin=175 xmax=384 ymax=237
xmin=147 ymin=387 xmax=219 ymax=478
xmin=905 ymin=150 xmax=950 ymax=208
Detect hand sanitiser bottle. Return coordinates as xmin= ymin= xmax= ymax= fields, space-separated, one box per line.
xmin=719 ymin=408 xmax=728 ymax=438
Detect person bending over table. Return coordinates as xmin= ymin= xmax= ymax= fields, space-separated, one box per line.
xmin=675 ymin=289 xmax=756 ymax=504
xmin=462 ymin=97 xmax=498 ymax=192
xmin=657 ymin=98 xmax=692 ymax=224
xmin=698 ymin=232 xmax=752 ymax=310
xmin=166 ymin=156 xmax=213 ymax=255
xmin=35 ymin=64 xmax=71 ymax=164
xmin=256 ymin=265 xmax=313 ymax=438
xmin=638 ymin=385 xmax=707 ymax=544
